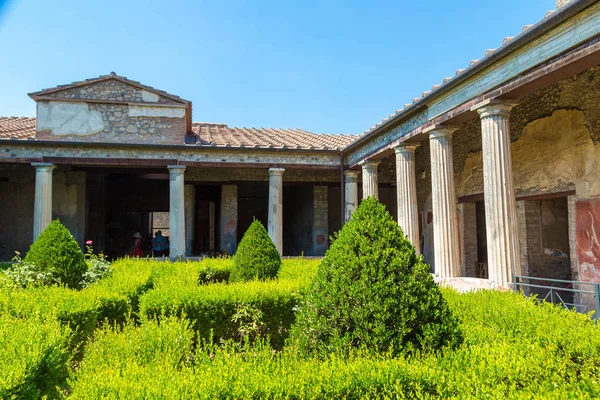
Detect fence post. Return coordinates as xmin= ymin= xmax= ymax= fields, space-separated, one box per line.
xmin=595 ymin=283 xmax=600 ymax=321
xmin=550 ymin=288 xmax=555 ymax=304
xmin=513 ymin=274 xmax=518 ymax=292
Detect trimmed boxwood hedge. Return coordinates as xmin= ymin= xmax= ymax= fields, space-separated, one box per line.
xmin=69 ymin=289 xmax=600 ymax=399
xmin=230 ymin=220 xmax=281 ymax=282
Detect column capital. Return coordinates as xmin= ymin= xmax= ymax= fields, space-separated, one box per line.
xmin=471 ymin=99 xmax=518 ymax=118
xmin=168 ymin=165 xmax=186 ymax=174
xmin=393 ymin=142 xmax=420 ymax=154
xmin=268 ymin=167 xmax=285 ymax=176
xmin=423 ymin=125 xmax=459 ymax=139
xmin=358 ymin=160 xmax=381 ymax=168
xmin=31 ymin=162 xmax=55 ymax=171
xmin=344 ymin=170 xmax=360 ymax=178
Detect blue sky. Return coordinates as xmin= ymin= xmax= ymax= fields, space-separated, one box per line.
xmin=0 ymin=0 xmax=554 ymax=134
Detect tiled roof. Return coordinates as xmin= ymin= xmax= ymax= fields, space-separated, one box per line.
xmin=0 ymin=117 xmax=358 ymax=150
xmin=191 ymin=122 xmax=356 ymax=150
xmin=0 ymin=117 xmax=36 ymax=139
xmin=29 ymin=72 xmax=190 ymax=104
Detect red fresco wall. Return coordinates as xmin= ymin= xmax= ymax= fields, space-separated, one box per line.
xmin=576 ymin=198 xmax=600 ymax=282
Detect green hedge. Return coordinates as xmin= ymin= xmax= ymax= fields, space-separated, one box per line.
xmin=0 ymin=315 xmax=71 ymax=399
xmin=69 ymin=289 xmax=600 ymax=399
xmin=139 ymin=258 xmax=318 ymax=348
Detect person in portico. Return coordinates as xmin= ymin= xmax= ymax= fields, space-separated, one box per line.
xmin=2 ymin=0 xmax=600 ymax=298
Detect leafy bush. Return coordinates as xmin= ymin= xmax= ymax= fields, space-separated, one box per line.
xmin=290 ymin=197 xmax=462 ymax=356
xmin=0 ymin=315 xmax=71 ymax=399
xmin=80 ymin=242 xmax=112 ymax=288
xmin=230 ymin=219 xmax=281 ymax=282
xmin=23 ymin=220 xmax=87 ymax=289
xmin=67 ymin=295 xmax=600 ymax=399
xmin=140 ymin=278 xmax=305 ymax=348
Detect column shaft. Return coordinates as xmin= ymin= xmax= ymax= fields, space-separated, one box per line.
xmin=268 ymin=168 xmax=284 ymax=255
xmin=429 ymin=129 xmax=460 ymax=278
xmin=168 ymin=165 xmax=186 ymax=259
xmin=476 ymin=102 xmax=520 ymax=287
xmin=32 ymin=163 xmax=55 ymax=241
xmin=360 ymin=161 xmax=380 ymax=200
xmin=394 ymin=144 xmax=420 ymax=254
xmin=344 ymin=170 xmax=359 ymax=222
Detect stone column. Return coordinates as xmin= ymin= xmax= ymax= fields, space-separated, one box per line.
xmin=473 ymin=100 xmax=520 ymax=287
xmin=427 ymin=126 xmax=460 ymax=279
xmin=394 ymin=143 xmax=420 ymax=254
xmin=220 ymin=184 xmax=238 ymax=255
xmin=184 ymin=185 xmax=195 ymax=257
xmin=268 ymin=168 xmax=285 ymax=255
xmin=313 ymin=186 xmax=329 ymax=256
xmin=168 ymin=165 xmax=186 ymax=259
xmin=32 ymin=162 xmax=55 ymax=241
xmin=344 ymin=170 xmax=359 ymax=222
xmin=360 ymin=160 xmax=380 ymax=200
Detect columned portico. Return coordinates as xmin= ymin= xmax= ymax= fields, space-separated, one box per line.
xmin=268 ymin=168 xmax=284 ymax=255
xmin=394 ymin=143 xmax=420 ymax=254
xmin=427 ymin=126 xmax=460 ymax=279
xmin=344 ymin=170 xmax=359 ymax=222
xmin=31 ymin=162 xmax=55 ymax=241
xmin=473 ymin=100 xmax=520 ymax=287
xmin=360 ymin=160 xmax=380 ymax=200
xmin=168 ymin=165 xmax=186 ymax=259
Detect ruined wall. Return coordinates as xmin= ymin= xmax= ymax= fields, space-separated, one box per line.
xmin=220 ymin=185 xmax=238 ymax=255
xmin=313 ymin=186 xmax=328 ymax=256
xmin=35 ymin=78 xmax=187 ymax=145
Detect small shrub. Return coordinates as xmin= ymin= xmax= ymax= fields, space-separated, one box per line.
xmin=3 ymin=251 xmax=57 ymax=288
xmin=80 ymin=242 xmax=112 ymax=288
xmin=24 ymin=220 xmax=86 ymax=289
xmin=230 ymin=220 xmax=281 ymax=282
xmin=290 ymin=197 xmax=462 ymax=356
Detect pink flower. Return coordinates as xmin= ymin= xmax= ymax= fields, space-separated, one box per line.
xmin=86 ymin=240 xmax=93 ymax=245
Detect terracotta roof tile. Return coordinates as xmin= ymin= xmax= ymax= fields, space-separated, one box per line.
xmin=0 ymin=116 xmax=358 ymax=150
xmin=0 ymin=117 xmax=36 ymax=139
xmin=191 ymin=123 xmax=357 ymax=150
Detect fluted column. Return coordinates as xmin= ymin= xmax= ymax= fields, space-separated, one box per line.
xmin=32 ymin=162 xmax=55 ymax=241
xmin=394 ymin=143 xmax=420 ymax=255
xmin=344 ymin=170 xmax=359 ymax=222
xmin=360 ymin=160 xmax=380 ymax=200
xmin=168 ymin=165 xmax=186 ymax=259
xmin=427 ymin=127 xmax=460 ymax=278
xmin=268 ymin=168 xmax=285 ymax=255
xmin=473 ymin=100 xmax=520 ymax=287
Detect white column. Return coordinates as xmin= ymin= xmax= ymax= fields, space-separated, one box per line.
xmin=473 ymin=100 xmax=520 ymax=287
xmin=168 ymin=165 xmax=186 ymax=259
xmin=268 ymin=168 xmax=284 ymax=255
xmin=360 ymin=160 xmax=380 ymax=200
xmin=184 ymin=185 xmax=195 ymax=257
xmin=344 ymin=170 xmax=359 ymax=222
xmin=427 ymin=126 xmax=460 ymax=279
xmin=394 ymin=143 xmax=420 ymax=255
xmin=32 ymin=162 xmax=55 ymax=241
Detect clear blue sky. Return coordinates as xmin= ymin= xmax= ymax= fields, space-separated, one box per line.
xmin=0 ymin=0 xmax=554 ymax=134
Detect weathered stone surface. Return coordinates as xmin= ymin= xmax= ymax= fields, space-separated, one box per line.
xmin=44 ymin=78 xmax=180 ymax=105
xmin=313 ymin=186 xmax=328 ymax=256
xmin=128 ymin=105 xmax=186 ymax=118
xmin=457 ymin=109 xmax=597 ymax=197
xmin=37 ymin=102 xmax=104 ymax=136
xmin=220 ymin=185 xmax=238 ymax=255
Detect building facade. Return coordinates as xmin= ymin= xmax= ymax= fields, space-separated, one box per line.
xmin=2 ymin=0 xmax=600 ymax=290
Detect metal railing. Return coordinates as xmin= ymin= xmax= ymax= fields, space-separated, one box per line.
xmin=513 ymin=275 xmax=600 ymax=320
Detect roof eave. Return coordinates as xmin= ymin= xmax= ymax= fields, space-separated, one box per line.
xmin=341 ymin=0 xmax=596 ymax=154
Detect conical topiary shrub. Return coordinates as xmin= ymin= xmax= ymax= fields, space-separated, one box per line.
xmin=24 ymin=219 xmax=87 ymax=289
xmin=289 ymin=197 xmax=462 ymax=356
xmin=230 ymin=219 xmax=281 ymax=282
